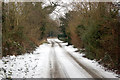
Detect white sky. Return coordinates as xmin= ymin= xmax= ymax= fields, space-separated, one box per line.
xmin=42 ymin=0 xmax=73 ymax=20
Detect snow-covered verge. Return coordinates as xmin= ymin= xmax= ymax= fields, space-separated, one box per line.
xmin=58 ymin=41 xmax=119 ymax=78
xmin=47 ymin=38 xmax=119 ymax=78
xmin=0 ymin=38 xmax=119 ymax=79
xmin=0 ymin=43 xmax=51 ymax=79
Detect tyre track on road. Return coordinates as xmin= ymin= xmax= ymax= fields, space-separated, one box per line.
xmin=55 ymin=41 xmax=104 ymax=78
xmin=49 ymin=41 xmax=70 ymax=78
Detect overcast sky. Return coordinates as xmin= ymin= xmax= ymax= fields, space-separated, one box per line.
xmin=42 ymin=0 xmax=73 ymax=20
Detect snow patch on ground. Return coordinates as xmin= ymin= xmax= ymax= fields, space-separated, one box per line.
xmin=0 ymin=43 xmax=51 ymax=79
xmin=62 ymin=42 xmax=118 ymax=78
xmin=47 ymin=38 xmax=63 ymax=43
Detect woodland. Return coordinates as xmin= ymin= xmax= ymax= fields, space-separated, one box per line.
xmin=2 ymin=2 xmax=120 ymax=74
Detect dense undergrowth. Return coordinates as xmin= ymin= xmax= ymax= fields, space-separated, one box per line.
xmin=2 ymin=2 xmax=58 ymax=56
xmin=58 ymin=2 xmax=120 ymax=74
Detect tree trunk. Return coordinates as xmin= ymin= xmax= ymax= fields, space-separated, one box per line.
xmin=0 ymin=52 xmax=2 ymax=59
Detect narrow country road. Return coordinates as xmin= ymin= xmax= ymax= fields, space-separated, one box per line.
xmin=48 ymin=39 xmax=103 ymax=78
xmin=0 ymin=38 xmax=118 ymax=79
xmin=49 ymin=40 xmax=92 ymax=78
xmin=47 ymin=39 xmax=118 ymax=79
